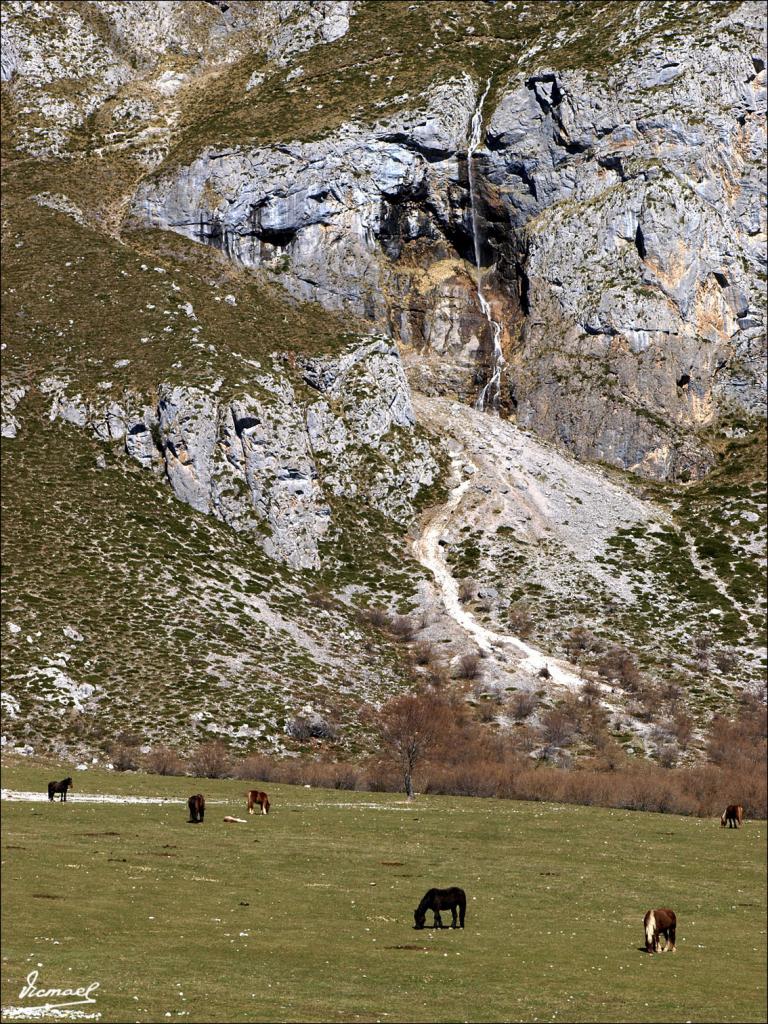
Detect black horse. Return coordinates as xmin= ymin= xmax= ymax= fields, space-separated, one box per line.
xmin=47 ymin=778 xmax=73 ymax=802
xmin=188 ymin=793 xmax=205 ymax=823
xmin=414 ymin=887 xmax=466 ymax=929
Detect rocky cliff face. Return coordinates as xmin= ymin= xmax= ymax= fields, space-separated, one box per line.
xmin=41 ymin=338 xmax=437 ymax=569
xmin=126 ymin=1 xmax=766 ymax=481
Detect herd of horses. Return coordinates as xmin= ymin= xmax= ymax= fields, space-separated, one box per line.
xmin=46 ymin=777 xmax=747 ymax=950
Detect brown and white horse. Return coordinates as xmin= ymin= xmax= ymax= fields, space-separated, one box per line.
xmin=720 ymin=804 xmax=744 ymax=828
xmin=644 ymin=908 xmax=676 ymax=954
xmin=246 ymin=790 xmax=270 ymax=815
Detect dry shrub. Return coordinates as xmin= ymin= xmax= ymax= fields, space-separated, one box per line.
xmin=580 ymin=678 xmax=603 ymax=707
xmin=579 ymin=705 xmax=610 ymax=745
xmin=540 ymin=707 xmax=577 ymax=747
xmin=693 ymin=632 xmax=711 ymax=674
xmin=388 ymin=615 xmax=417 ymax=642
xmin=308 ymin=587 xmax=336 ymax=611
xmin=657 ymin=744 xmax=679 ymax=768
xmin=565 ymin=626 xmax=603 ymax=659
xmin=425 ymin=662 xmax=450 ymax=689
xmin=286 ymin=715 xmax=339 ymax=742
xmin=411 ymin=641 xmax=435 ymax=666
xmin=509 ymin=723 xmax=539 ymax=752
xmin=707 ymin=696 xmax=767 ymax=768
xmin=672 ymin=711 xmax=695 ymax=750
xmin=507 ymin=602 xmax=534 ymax=638
xmin=109 ymin=743 xmax=140 ymax=772
xmin=188 ymin=740 xmax=232 ymax=779
xmin=713 ymin=648 xmax=738 ymax=674
xmin=187 ymin=692 xmax=767 ymax=819
xmin=143 ymin=745 xmax=185 ymax=776
xmin=474 ymin=692 xmax=501 ymax=722
xmin=596 ymin=645 xmax=641 ymax=690
xmin=659 ymin=680 xmax=683 ymax=710
xmin=362 ymin=606 xmax=391 ymax=630
xmin=455 ymin=653 xmax=482 ymax=680
xmin=458 ymin=579 xmax=476 ymax=604
xmin=233 ymin=755 xmax=275 ymax=783
xmin=510 ymin=690 xmax=539 ymax=720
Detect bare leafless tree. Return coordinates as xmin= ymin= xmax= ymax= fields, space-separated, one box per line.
xmin=377 ymin=691 xmax=453 ymax=799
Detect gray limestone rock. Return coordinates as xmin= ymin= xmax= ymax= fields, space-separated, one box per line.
xmin=127 ymin=4 xmax=766 ymax=480
xmin=44 ymin=340 xmax=434 ymax=570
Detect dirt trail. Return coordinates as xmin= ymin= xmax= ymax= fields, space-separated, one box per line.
xmin=1 ymin=789 xmax=191 ymax=805
xmin=413 ymin=455 xmax=586 ymax=690
xmin=411 ymin=393 xmax=668 ymax=694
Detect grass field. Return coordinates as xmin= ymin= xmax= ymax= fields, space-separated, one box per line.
xmin=1 ymin=762 xmax=766 ymax=1023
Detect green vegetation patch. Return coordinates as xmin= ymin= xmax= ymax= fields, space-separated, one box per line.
xmin=1 ymin=764 xmax=765 ymax=1023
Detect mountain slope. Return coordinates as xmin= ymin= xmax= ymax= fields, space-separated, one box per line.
xmin=1 ymin=0 xmax=765 ymax=763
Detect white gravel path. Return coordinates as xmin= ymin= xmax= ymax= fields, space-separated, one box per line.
xmin=1 ymin=789 xmax=201 ymax=805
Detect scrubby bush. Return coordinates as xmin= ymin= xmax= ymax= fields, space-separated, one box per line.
xmin=565 ymin=626 xmax=603 ymax=659
xmin=286 ymin=715 xmax=340 ymax=742
xmin=596 ymin=645 xmax=641 ymax=690
xmin=510 ymin=690 xmax=539 ymax=720
xmin=188 ymin=740 xmax=232 ymax=779
xmin=109 ymin=743 xmax=140 ymax=772
xmin=388 ymin=615 xmax=417 ymax=642
xmin=454 ymin=652 xmax=482 ymax=680
xmin=507 ymin=602 xmax=534 ymax=638
xmin=362 ymin=606 xmax=391 ymax=630
xmin=411 ymin=641 xmax=435 ymax=666
xmin=540 ymin=707 xmax=577 ymax=747
xmin=143 ymin=745 xmax=185 ymax=776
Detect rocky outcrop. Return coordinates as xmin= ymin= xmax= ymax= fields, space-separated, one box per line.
xmin=130 ymin=74 xmax=494 ymax=377
xmin=1 ymin=384 xmax=26 ymax=439
xmin=129 ymin=1 xmax=766 ymax=481
xmin=44 ymin=339 xmax=439 ymax=569
xmin=0 ymin=0 xmax=354 ymax=160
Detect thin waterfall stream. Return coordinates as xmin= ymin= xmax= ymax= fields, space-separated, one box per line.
xmin=468 ymin=78 xmax=504 ymax=413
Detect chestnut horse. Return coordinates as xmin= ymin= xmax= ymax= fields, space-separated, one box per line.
xmin=47 ymin=778 xmax=73 ymax=802
xmin=644 ymin=908 xmax=676 ymax=953
xmin=246 ymin=790 xmax=270 ymax=815
xmin=721 ymin=804 xmax=744 ymax=828
xmin=187 ymin=793 xmax=205 ymax=823
xmin=414 ymin=887 xmax=466 ymax=929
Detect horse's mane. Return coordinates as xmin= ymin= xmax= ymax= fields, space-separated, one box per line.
xmin=415 ymin=889 xmax=436 ymax=914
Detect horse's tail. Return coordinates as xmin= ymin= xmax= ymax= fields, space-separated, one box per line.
xmin=47 ymin=781 xmax=55 ymax=800
xmin=644 ymin=910 xmax=656 ymax=948
xmin=720 ymin=808 xmax=727 ymax=826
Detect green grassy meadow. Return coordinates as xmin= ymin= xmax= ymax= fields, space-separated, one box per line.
xmin=1 ymin=762 xmax=766 ymax=1024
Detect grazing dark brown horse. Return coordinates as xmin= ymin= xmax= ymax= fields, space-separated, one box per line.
xmin=187 ymin=794 xmax=205 ymax=823
xmin=721 ymin=804 xmax=744 ymax=828
xmin=246 ymin=790 xmax=270 ymax=815
xmin=47 ymin=778 xmax=73 ymax=802
xmin=414 ymin=887 xmax=466 ymax=929
xmin=644 ymin=908 xmax=676 ymax=953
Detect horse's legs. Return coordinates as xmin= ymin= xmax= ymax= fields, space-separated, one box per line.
xmin=434 ymin=911 xmax=443 ymax=929
xmin=248 ymin=800 xmax=254 ymax=815
xmin=667 ymin=925 xmax=676 ymax=952
xmin=262 ymin=800 xmax=267 ymax=815
xmin=450 ymin=906 xmax=458 ymax=929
